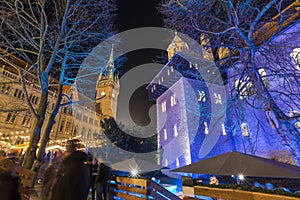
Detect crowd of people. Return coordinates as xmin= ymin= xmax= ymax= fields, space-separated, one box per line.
xmin=0 ymin=141 xmax=112 ymax=200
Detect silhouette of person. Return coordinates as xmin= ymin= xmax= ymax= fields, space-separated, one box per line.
xmin=95 ymin=158 xmax=111 ymax=200
xmin=0 ymin=157 xmax=21 ymax=200
xmin=51 ymin=141 xmax=91 ymax=200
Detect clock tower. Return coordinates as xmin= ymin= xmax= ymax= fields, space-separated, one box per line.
xmin=96 ymin=45 xmax=119 ymax=120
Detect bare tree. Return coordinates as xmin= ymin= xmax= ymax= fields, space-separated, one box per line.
xmin=0 ymin=0 xmax=117 ymax=169
xmin=159 ymin=0 xmax=300 ymax=164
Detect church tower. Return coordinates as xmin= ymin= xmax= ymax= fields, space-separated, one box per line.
xmin=167 ymin=31 xmax=189 ymax=60
xmin=96 ymin=45 xmax=119 ymax=120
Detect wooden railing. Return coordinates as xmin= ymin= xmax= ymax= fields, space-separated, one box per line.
xmin=18 ymin=166 xmax=36 ymax=200
xmin=108 ymin=176 xmax=181 ymax=200
xmin=147 ymin=180 xmax=181 ymax=200
xmin=193 ymin=186 xmax=300 ymax=200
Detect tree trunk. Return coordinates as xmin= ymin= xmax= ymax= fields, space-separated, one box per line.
xmin=34 ymin=110 xmax=58 ymax=169
xmin=22 ymin=91 xmax=48 ymax=170
xmin=22 ymin=118 xmax=43 ymax=169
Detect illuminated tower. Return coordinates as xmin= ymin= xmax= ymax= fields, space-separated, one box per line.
xmin=167 ymin=31 xmax=189 ymax=59
xmin=96 ymin=45 xmax=119 ymax=119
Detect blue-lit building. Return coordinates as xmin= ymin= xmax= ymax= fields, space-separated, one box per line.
xmin=147 ymin=19 xmax=300 ymax=168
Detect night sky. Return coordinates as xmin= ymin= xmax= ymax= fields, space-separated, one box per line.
xmin=116 ymin=0 xmax=165 ymax=127
xmin=116 ymin=0 xmax=162 ymax=31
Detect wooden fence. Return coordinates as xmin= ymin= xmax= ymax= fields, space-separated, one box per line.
xmin=108 ymin=176 xmax=181 ymax=200
xmin=192 ymin=186 xmax=300 ymax=200
xmin=18 ymin=166 xmax=36 ymax=200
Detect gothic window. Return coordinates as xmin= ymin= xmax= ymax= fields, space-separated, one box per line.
xmin=161 ymin=101 xmax=166 ymax=112
xmin=101 ymin=91 xmax=106 ymax=96
xmin=59 ymin=120 xmax=65 ymax=132
xmin=81 ymin=127 xmax=86 ymax=139
xmin=173 ymin=124 xmax=178 ymax=137
xmin=171 ymin=94 xmax=176 ymax=107
xmin=291 ymin=48 xmax=300 ymax=71
xmin=14 ymin=89 xmax=19 ymax=97
xmin=22 ymin=112 xmax=31 ymax=126
xmin=289 ymin=110 xmax=300 ymax=117
xmin=74 ymin=125 xmax=80 ymax=136
xmin=88 ymin=129 xmax=92 ymax=139
xmin=176 ymin=158 xmax=180 ymax=167
xmin=164 ymin=129 xmax=167 ymax=140
xmin=6 ymin=112 xmax=17 ymax=123
xmin=241 ymin=123 xmax=250 ymax=137
xmin=295 ymin=121 xmax=300 ymax=129
xmin=214 ymin=93 xmax=222 ymax=104
xmin=258 ymin=68 xmax=269 ymax=88
xmin=83 ymin=115 xmax=88 ymax=123
xmin=197 ymin=90 xmax=206 ymax=102
xmin=221 ymin=123 xmax=226 ymax=135
xmin=204 ymin=122 xmax=209 ymax=134
xmin=65 ymin=121 xmax=71 ymax=134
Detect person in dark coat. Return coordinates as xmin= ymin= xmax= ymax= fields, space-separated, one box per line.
xmin=0 ymin=157 xmax=21 ymax=200
xmin=95 ymin=158 xmax=111 ymax=200
xmin=51 ymin=145 xmax=91 ymax=200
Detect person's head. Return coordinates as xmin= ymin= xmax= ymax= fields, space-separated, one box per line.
xmin=53 ymin=151 xmax=63 ymax=162
xmin=65 ymin=142 xmax=77 ymax=157
xmin=97 ymin=157 xmax=103 ymax=165
xmin=0 ymin=157 xmax=20 ymax=176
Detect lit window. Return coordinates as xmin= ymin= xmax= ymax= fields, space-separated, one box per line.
xmin=241 ymin=123 xmax=249 ymax=137
xmin=167 ymin=69 xmax=170 ymax=76
xmin=161 ymin=101 xmax=166 ymax=112
xmin=204 ymin=122 xmax=209 ymax=134
xmin=101 ymin=91 xmax=106 ymax=96
xmin=161 ymin=76 xmax=164 ymax=83
xmin=221 ymin=124 xmax=226 ymax=135
xmin=171 ymin=94 xmax=176 ymax=107
xmin=258 ymin=68 xmax=269 ymax=88
xmin=176 ymin=158 xmax=180 ymax=167
xmin=197 ymin=90 xmax=206 ymax=101
xmin=165 ymin=159 xmax=168 ymax=166
xmin=158 ymin=80 xmax=161 ymax=85
xmin=234 ymin=77 xmax=253 ymax=100
xmin=295 ymin=121 xmax=300 ymax=129
xmin=171 ymin=66 xmax=174 ymax=72
xmin=291 ymin=48 xmax=300 ymax=71
xmin=164 ymin=129 xmax=167 ymax=140
xmin=189 ymin=62 xmax=193 ymax=68
xmin=214 ymin=93 xmax=222 ymax=104
xmin=289 ymin=110 xmax=300 ymax=117
xmin=174 ymin=124 xmax=178 ymax=137
xmin=112 ymin=93 xmax=115 ymax=98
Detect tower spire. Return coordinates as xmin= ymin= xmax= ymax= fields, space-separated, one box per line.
xmin=106 ymin=44 xmax=115 ymax=74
